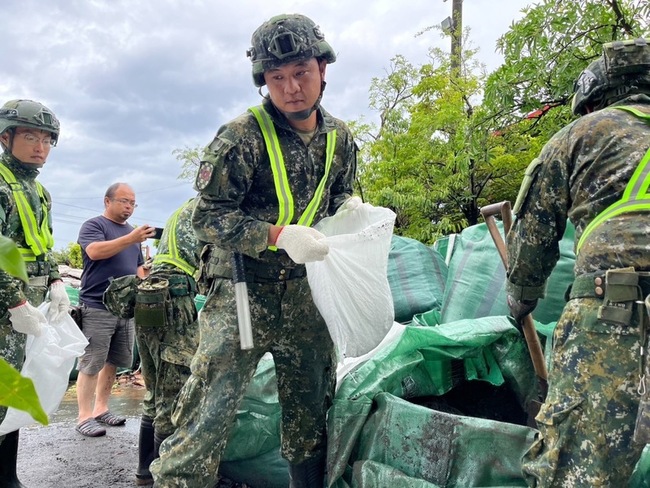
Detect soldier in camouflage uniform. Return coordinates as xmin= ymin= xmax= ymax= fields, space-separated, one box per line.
xmin=505 ymin=38 xmax=650 ymax=487
xmin=132 ymin=198 xmax=202 ymax=486
xmin=0 ymin=99 xmax=70 ymax=487
xmin=150 ymin=13 xmax=357 ymax=488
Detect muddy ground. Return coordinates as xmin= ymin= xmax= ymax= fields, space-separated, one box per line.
xmin=15 ymin=373 xmax=252 ymax=488
xmin=16 ymin=373 xmax=149 ymax=488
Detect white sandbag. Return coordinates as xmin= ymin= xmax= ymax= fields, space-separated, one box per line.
xmin=0 ymin=302 xmax=88 ymax=434
xmin=307 ymin=203 xmax=396 ymax=358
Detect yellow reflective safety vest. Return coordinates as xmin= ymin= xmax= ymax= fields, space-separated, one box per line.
xmin=153 ymin=200 xmax=196 ymax=276
xmin=577 ymin=106 xmax=650 ymax=253
xmin=248 ymin=105 xmax=336 ymax=249
xmin=0 ymin=162 xmax=54 ymax=261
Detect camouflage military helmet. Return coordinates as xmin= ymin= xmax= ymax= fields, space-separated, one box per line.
xmin=571 ymin=58 xmax=607 ymax=116
xmin=247 ymin=14 xmax=336 ymax=87
xmin=0 ymin=99 xmax=60 ymax=145
xmin=572 ymin=37 xmax=650 ymax=116
xmin=103 ymin=274 xmax=139 ymax=319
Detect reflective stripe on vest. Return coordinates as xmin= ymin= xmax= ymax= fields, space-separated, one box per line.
xmin=153 ymin=200 xmax=196 ymax=276
xmin=248 ymin=105 xmax=336 ymax=250
xmin=577 ymin=106 xmax=650 ymax=253
xmin=0 ymin=162 xmax=54 ymax=261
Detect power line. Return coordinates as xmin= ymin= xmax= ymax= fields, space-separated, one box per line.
xmin=54 ymin=202 xmax=103 ymax=212
xmin=54 ymin=182 xmax=190 ymax=200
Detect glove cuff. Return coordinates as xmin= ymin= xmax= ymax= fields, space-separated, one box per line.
xmin=8 ymin=302 xmax=30 ymax=319
xmin=9 ymin=299 xmax=27 ymax=311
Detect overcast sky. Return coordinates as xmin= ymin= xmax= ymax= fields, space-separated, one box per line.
xmin=2 ymin=0 xmax=529 ymax=250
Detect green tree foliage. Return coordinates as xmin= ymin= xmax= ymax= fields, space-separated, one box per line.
xmin=483 ymin=0 xmax=649 ymax=128
xmin=52 ymin=242 xmax=83 ymax=269
xmin=353 ymin=0 xmax=648 ymax=244
xmin=173 ymin=144 xmax=203 ymax=182
xmin=357 ymin=43 xmax=540 ymax=243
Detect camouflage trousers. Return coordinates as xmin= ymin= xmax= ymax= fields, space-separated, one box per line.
xmin=0 ymin=283 xmax=47 ymax=439
xmin=136 ymin=293 xmax=199 ymax=434
xmin=150 ymin=276 xmax=336 ymax=488
xmin=522 ymin=297 xmax=646 ymax=487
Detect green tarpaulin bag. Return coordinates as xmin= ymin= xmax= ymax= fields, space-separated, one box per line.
xmin=328 ymin=316 xmax=537 ymax=488
xmin=440 ymin=220 xmax=576 ymax=325
xmin=387 ymin=236 xmax=448 ymax=323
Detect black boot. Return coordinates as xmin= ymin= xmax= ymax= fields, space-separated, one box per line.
xmin=153 ymin=430 xmax=170 ymax=460
xmin=148 ymin=431 xmax=171 ymax=488
xmin=136 ymin=416 xmax=155 ymax=486
xmin=288 ymin=452 xmax=326 ymax=488
xmin=0 ymin=430 xmax=26 ymax=488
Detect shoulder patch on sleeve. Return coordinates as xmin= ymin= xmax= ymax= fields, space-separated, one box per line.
xmin=194 ymin=161 xmax=215 ymax=191
xmin=513 ymin=157 xmax=543 ymax=216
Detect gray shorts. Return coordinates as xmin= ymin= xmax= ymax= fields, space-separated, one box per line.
xmin=77 ymin=305 xmax=135 ymax=375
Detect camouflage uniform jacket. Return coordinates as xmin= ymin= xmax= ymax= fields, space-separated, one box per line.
xmin=0 ymin=152 xmax=60 ymax=312
xmin=506 ymin=94 xmax=650 ymax=301
xmin=192 ymin=98 xmax=357 ymax=271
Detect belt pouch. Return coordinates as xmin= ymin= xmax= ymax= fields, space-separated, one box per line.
xmin=135 ymin=278 xmax=170 ymax=327
xmin=598 ymin=267 xmax=640 ymax=326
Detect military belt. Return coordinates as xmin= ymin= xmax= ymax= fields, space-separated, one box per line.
xmin=244 ymin=262 xmax=307 ymax=284
xmin=27 ymin=275 xmax=48 ymax=287
xmin=25 ymin=260 xmax=50 ymax=278
xmin=570 ymin=270 xmax=650 ymax=300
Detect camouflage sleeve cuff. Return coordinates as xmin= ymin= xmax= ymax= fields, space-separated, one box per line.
xmin=505 ymin=280 xmax=546 ymax=301
xmin=0 ymin=276 xmax=26 ymax=310
xmin=48 ymin=255 xmax=61 ymax=284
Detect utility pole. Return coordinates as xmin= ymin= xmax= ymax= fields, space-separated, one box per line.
xmin=450 ymin=0 xmax=463 ymax=75
xmin=441 ymin=0 xmax=463 ymax=75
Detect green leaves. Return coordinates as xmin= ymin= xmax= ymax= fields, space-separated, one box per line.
xmin=351 ymin=0 xmax=648 ymax=244
xmin=0 ymin=235 xmax=28 ymax=283
xmin=0 ymin=358 xmax=48 ymax=426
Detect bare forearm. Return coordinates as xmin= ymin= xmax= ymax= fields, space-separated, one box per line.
xmin=86 ymin=235 xmax=138 ymax=260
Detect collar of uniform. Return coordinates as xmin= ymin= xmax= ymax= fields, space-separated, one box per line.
xmin=0 ymin=152 xmax=40 ymax=181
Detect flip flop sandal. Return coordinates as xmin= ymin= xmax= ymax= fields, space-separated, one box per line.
xmin=75 ymin=418 xmax=106 ymax=437
xmin=95 ymin=411 xmax=127 ymax=426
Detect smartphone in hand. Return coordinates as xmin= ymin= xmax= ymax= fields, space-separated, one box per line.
xmin=153 ymin=227 xmax=164 ymax=240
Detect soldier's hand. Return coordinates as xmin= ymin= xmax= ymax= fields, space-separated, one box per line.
xmin=8 ymin=300 xmax=47 ymax=336
xmin=507 ymin=295 xmax=538 ymax=328
xmin=48 ymin=280 xmax=71 ymax=323
xmin=336 ymin=196 xmax=363 ymax=214
xmin=275 ymin=225 xmax=329 ymax=264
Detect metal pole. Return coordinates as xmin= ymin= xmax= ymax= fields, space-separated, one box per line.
xmin=451 ymin=0 xmax=463 ymax=75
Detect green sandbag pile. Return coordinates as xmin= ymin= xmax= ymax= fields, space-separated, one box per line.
xmin=440 ymin=220 xmax=576 ymax=325
xmin=387 ymin=236 xmax=447 ymax=323
xmin=328 ymin=317 xmax=537 ymax=488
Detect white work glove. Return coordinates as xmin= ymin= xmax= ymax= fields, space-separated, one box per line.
xmin=8 ymin=301 xmax=47 ymax=336
xmin=48 ymin=280 xmax=71 ymax=323
xmin=336 ymin=196 xmax=363 ymax=214
xmin=275 ymin=225 xmax=329 ymax=264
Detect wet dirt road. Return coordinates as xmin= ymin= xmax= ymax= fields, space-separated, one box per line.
xmin=16 ymin=374 xmax=146 ymax=488
xmin=15 ymin=374 xmax=254 ymax=488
